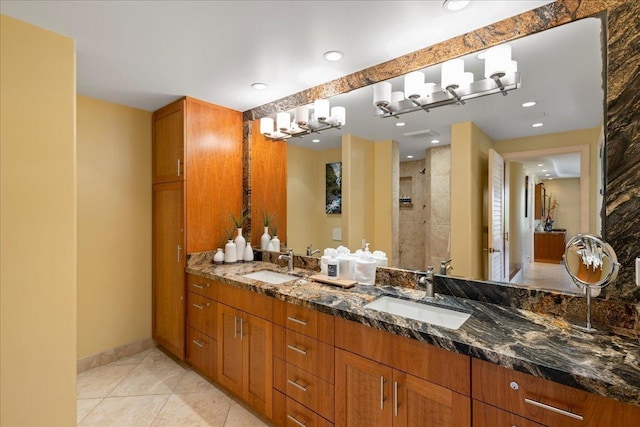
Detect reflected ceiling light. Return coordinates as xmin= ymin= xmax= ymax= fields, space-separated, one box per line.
xmin=312 ymin=139 xmax=320 ymax=143
xmin=537 ymin=163 xmax=544 ymax=167
xmin=396 ymin=122 xmax=406 ymax=127
xmin=522 ymin=101 xmax=537 ymax=107
xmin=251 ymin=82 xmax=268 ymax=90
xmin=431 ymin=139 xmax=440 ymax=144
xmin=545 ymin=174 xmax=551 ymax=177
xmin=443 ymin=0 xmax=471 ymax=12
xmin=259 ymin=99 xmax=346 ymax=140
xmin=323 ymin=50 xmax=344 ymax=62
xmin=407 ymin=155 xmax=414 ymax=159
xmin=532 ymin=122 xmax=544 ymax=128
xmin=373 ymin=45 xmax=520 ymax=119
xmin=542 ymin=169 xmax=548 ymax=172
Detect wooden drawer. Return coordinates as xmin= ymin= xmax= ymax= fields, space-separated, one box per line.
xmin=273 ymin=390 xmax=334 ymax=427
xmin=217 ymin=281 xmax=273 ymax=321
xmin=274 ymin=326 xmax=334 ymax=384
xmin=335 ymin=317 xmax=470 ymax=395
xmin=187 ymin=292 xmax=216 ymax=338
xmin=473 ymin=400 xmax=545 ymax=427
xmin=187 ymin=274 xmax=217 ymax=300
xmin=186 ymin=327 xmax=216 ymax=380
xmin=274 ymin=357 xmax=335 ymax=422
xmin=274 ymin=299 xmax=334 ymax=344
xmin=472 ymin=358 xmax=640 ymax=426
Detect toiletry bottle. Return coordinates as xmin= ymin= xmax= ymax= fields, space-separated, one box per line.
xmin=327 ymin=254 xmax=339 ymax=278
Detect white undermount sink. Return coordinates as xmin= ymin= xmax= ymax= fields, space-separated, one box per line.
xmin=242 ymin=270 xmax=296 ymax=285
xmin=363 ymin=296 xmax=471 ymax=330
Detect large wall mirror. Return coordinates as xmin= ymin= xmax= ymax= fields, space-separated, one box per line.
xmin=246 ymin=0 xmax=639 ymax=305
xmin=275 ymin=17 xmax=604 ymax=296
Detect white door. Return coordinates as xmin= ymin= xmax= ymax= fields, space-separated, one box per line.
xmin=488 ymin=149 xmax=506 ymax=281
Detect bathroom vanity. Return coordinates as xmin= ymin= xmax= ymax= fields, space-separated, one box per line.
xmin=181 ymin=253 xmax=640 ymax=427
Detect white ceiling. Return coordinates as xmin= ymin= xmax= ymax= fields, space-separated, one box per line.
xmin=1 ymin=0 xmax=602 ymax=178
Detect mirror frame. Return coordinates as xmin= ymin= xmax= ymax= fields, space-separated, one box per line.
xmin=242 ymin=0 xmax=640 ymax=304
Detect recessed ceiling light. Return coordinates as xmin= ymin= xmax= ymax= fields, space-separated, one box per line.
xmin=545 ymin=174 xmax=551 ymax=177
xmin=532 ymin=122 xmax=544 ymax=128
xmin=542 ymin=169 xmax=548 ymax=172
xmin=431 ymin=139 xmax=440 ymax=144
xmin=312 ymin=139 xmax=320 ymax=143
xmin=548 ymin=178 xmax=554 ymax=180
xmin=396 ymin=122 xmax=406 ymax=127
xmin=323 ymin=51 xmax=343 ymax=62
xmin=442 ymin=0 xmax=471 ymax=12
xmin=251 ymin=82 xmax=268 ymax=90
xmin=537 ymin=163 xmax=544 ymax=167
xmin=407 ymin=155 xmax=414 ymax=159
xmin=522 ymin=101 xmax=537 ymax=107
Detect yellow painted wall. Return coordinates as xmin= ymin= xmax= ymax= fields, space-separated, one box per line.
xmin=494 ymin=127 xmax=600 ymax=233
xmin=373 ymin=140 xmax=398 ymax=261
xmin=1 ymin=14 xmax=77 ymax=425
xmin=509 ymin=162 xmax=527 ymax=275
xmin=342 ymin=134 xmax=376 ymax=251
xmin=287 ymin=145 xmax=341 ymax=252
xmin=77 ymin=95 xmax=152 ymax=358
xmin=450 ymin=122 xmax=494 ymax=280
xmin=543 ymin=178 xmax=581 ymax=240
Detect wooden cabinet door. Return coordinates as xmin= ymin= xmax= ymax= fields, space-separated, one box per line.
xmin=217 ymin=303 xmax=243 ymax=396
xmin=153 ymin=100 xmax=184 ymax=184
xmin=394 ymin=370 xmax=470 ymax=427
xmin=336 ymin=349 xmax=393 ymax=427
xmin=243 ymin=313 xmax=273 ymax=418
xmin=152 ymin=181 xmax=185 ymax=359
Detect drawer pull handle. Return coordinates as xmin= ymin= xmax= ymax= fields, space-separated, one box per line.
xmin=192 ymin=339 xmax=205 ymax=348
xmin=524 ymin=398 xmax=584 ymax=421
xmin=287 ymin=378 xmax=308 ymax=392
xmin=177 ymin=159 xmax=181 ymax=177
xmin=380 ymin=376 xmax=385 ymax=410
xmin=394 ymin=381 xmax=398 ymax=416
xmin=192 ymin=282 xmax=210 ymax=289
xmin=240 ymin=317 xmax=244 ymax=341
xmin=192 ymin=302 xmax=209 ymax=310
xmin=287 ymin=414 xmax=307 ymax=427
xmin=287 ymin=316 xmax=308 ymax=326
xmin=234 ymin=316 xmax=238 ymax=338
xmin=287 ymin=344 xmax=307 ymax=355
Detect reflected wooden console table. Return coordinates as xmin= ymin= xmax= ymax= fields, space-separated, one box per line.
xmin=534 ymin=231 xmax=566 ymax=264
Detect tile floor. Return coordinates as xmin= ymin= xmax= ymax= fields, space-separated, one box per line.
xmin=516 ymin=261 xmax=580 ymax=293
xmin=77 ymin=347 xmax=272 ymax=426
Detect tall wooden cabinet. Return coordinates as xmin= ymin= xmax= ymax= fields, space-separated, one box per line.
xmin=152 ymin=97 xmax=242 ymax=360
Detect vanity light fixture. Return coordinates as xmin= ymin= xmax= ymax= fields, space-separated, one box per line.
xmin=251 ymin=82 xmax=268 ymax=90
xmin=442 ymin=0 xmax=471 ymax=12
xmin=323 ymin=50 xmax=344 ymax=62
xmin=260 ymin=99 xmax=346 ymax=140
xmin=373 ymin=44 xmax=520 ymax=119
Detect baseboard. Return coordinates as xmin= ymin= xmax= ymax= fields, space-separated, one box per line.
xmin=77 ymin=337 xmax=156 ymax=374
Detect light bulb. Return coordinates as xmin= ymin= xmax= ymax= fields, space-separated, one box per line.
xmin=260 ymin=117 xmax=274 ymax=135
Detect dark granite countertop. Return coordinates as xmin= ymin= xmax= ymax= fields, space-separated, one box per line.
xmin=186 ymin=255 xmax=640 ymax=408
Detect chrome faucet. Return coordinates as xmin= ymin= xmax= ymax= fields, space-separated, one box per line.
xmin=279 ymin=249 xmax=294 ymax=272
xmin=306 ymin=244 xmax=320 ymax=256
xmin=440 ymin=259 xmax=453 ymax=275
xmin=417 ymin=267 xmax=435 ymax=298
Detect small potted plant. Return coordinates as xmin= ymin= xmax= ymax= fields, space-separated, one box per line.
xmin=260 ymin=209 xmax=276 ymax=250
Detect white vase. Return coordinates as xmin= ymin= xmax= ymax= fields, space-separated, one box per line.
xmin=267 ymin=240 xmax=275 ymax=252
xmin=234 ymin=227 xmax=246 ymax=262
xmin=243 ymin=243 xmax=254 ymax=262
xmin=260 ymin=226 xmax=271 ymax=250
xmin=224 ymin=240 xmax=237 ymax=263
xmin=213 ymin=248 xmax=224 ymax=265
xmin=271 ymin=236 xmax=280 ymax=252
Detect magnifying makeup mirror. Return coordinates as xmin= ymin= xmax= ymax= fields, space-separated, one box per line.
xmin=563 ymin=234 xmax=621 ymax=331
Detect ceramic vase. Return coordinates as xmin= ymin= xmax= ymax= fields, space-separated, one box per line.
xmin=234 ymin=227 xmax=246 ymax=262
xmin=271 ymin=235 xmax=280 ymax=252
xmin=260 ymin=226 xmax=271 ymax=250
xmin=243 ymin=243 xmax=254 ymax=262
xmin=224 ymin=240 xmax=237 ymax=263
xmin=213 ymin=248 xmax=224 ymax=265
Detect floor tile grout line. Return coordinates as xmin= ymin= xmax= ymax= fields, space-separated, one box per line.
xmin=76 ymin=396 xmax=105 ymax=426
xmin=146 ymin=392 xmax=173 ymax=427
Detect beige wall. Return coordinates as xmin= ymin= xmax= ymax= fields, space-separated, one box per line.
xmin=373 ymin=140 xmax=398 ymax=262
xmin=509 ymin=162 xmax=527 ymax=276
xmin=287 ymin=145 xmax=342 ymax=252
xmin=1 ymin=14 xmax=77 ymax=425
xmin=450 ymin=122 xmax=494 ymax=280
xmin=543 ymin=178 xmax=581 ymax=240
xmin=494 ymin=127 xmax=601 ymax=233
xmin=77 ymin=95 xmax=152 ymax=358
